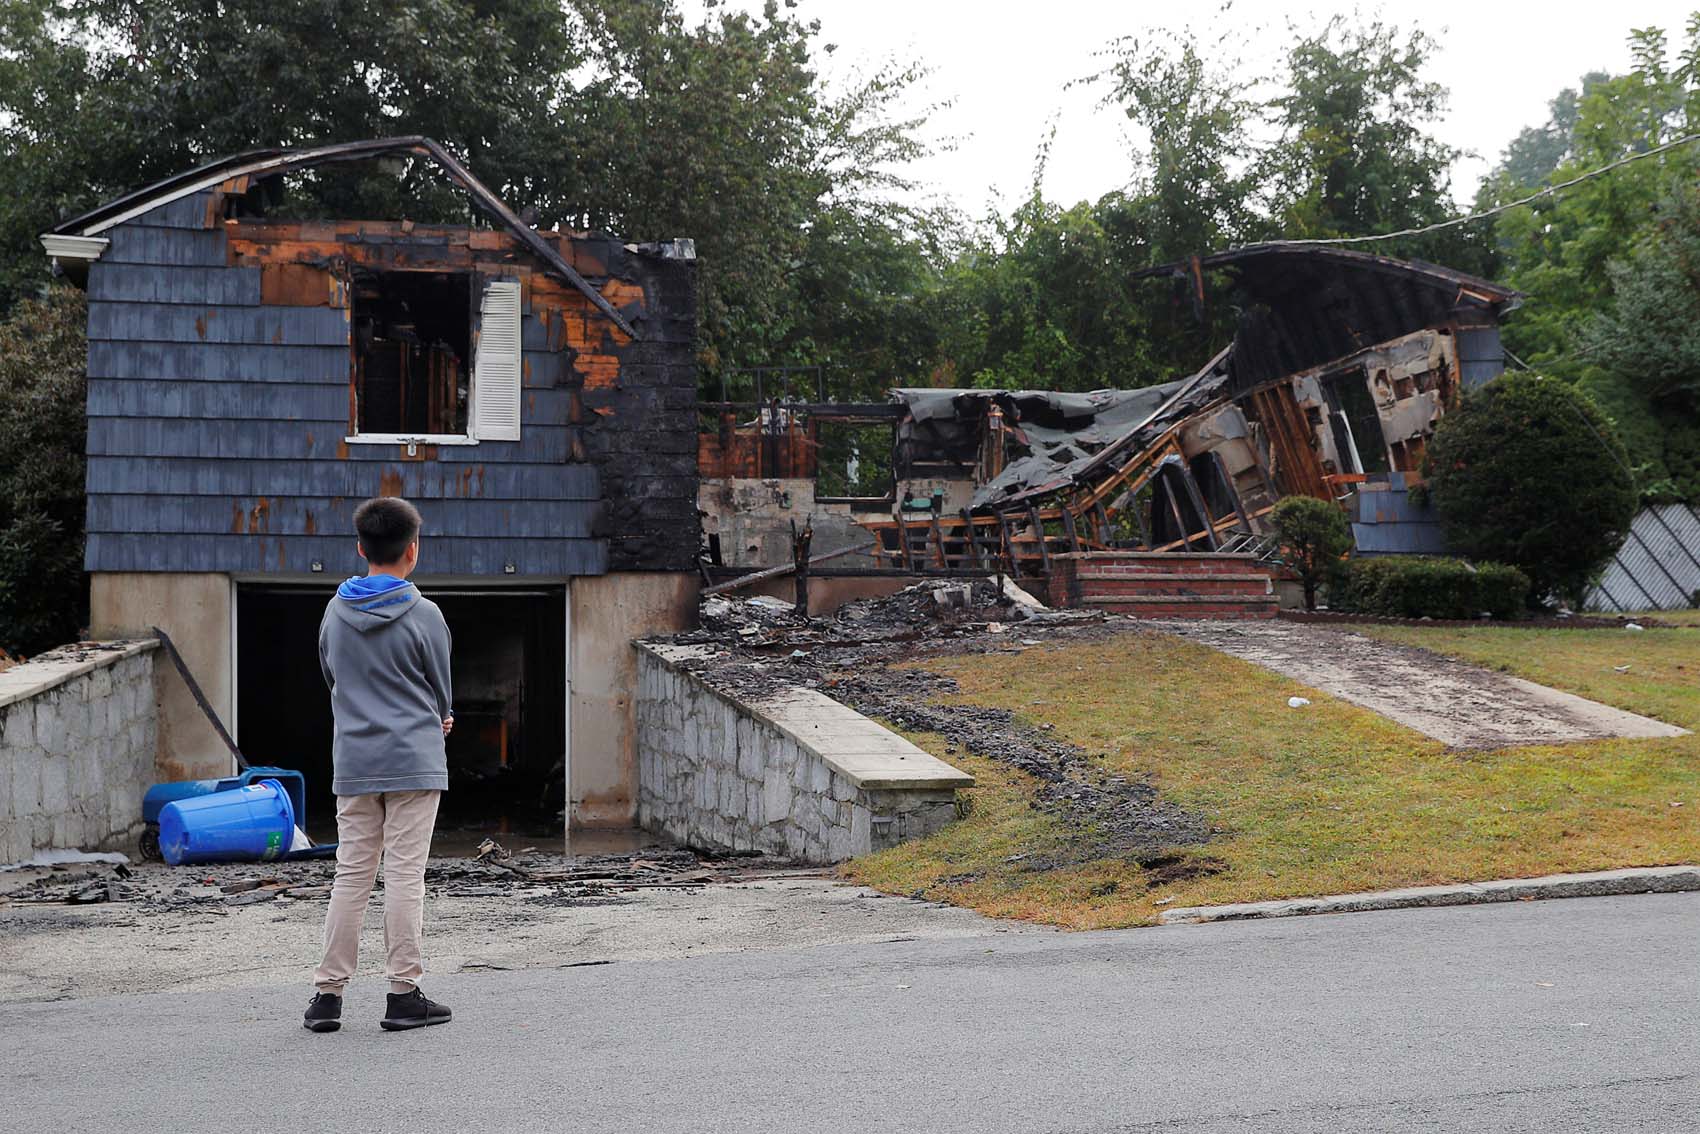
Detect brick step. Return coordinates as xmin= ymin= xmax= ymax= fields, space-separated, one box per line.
xmin=1063 ymin=552 xmax=1262 ymax=562
xmin=1077 ymin=561 xmax=1269 ymax=577
xmin=1084 ymin=594 xmax=1279 ymax=620
xmin=1081 ymin=579 xmax=1272 ymax=597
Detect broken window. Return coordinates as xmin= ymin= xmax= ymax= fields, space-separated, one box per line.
xmin=816 ymin=421 xmax=895 ymax=503
xmin=352 ymin=269 xmax=472 ymax=437
xmin=1321 ymin=368 xmax=1390 ymax=475
xmin=350 ymin=272 xmax=524 ymax=441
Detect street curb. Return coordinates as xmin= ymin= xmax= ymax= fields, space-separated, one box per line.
xmin=1159 ymin=865 xmax=1700 ymax=925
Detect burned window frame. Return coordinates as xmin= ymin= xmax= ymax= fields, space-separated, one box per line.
xmin=344 ymin=269 xmax=524 ymax=447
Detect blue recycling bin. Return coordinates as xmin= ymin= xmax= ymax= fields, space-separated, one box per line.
xmin=158 ymin=778 xmax=297 ymax=866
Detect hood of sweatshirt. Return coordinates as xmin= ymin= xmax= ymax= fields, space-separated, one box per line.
xmin=331 ymin=575 xmax=420 ymax=633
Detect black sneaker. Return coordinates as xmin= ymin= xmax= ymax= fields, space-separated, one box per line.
xmin=303 ymin=992 xmax=342 ymax=1033
xmin=381 ymin=988 xmax=452 ymax=1031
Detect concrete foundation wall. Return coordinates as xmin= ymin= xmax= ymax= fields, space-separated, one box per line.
xmin=635 ymin=644 xmax=969 ymax=863
xmin=89 ymin=572 xmax=234 ymax=782
xmin=698 ymin=477 xmax=882 ymax=570
xmin=0 ymin=642 xmax=158 ymax=864
xmin=568 ymin=572 xmax=698 ymax=828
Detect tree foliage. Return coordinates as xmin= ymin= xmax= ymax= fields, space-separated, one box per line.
xmin=1425 ymin=373 xmax=1639 ymax=607
xmin=0 ymin=287 xmax=88 ymax=655
xmin=1481 ymin=19 xmax=1700 ymax=502
xmin=1266 ymin=18 xmax=1487 ymax=272
xmin=0 ymin=0 xmax=940 ymax=395
xmin=1270 ymin=495 xmax=1353 ymax=611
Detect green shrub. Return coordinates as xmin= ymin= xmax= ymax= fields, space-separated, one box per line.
xmin=1332 ymin=556 xmax=1530 ymax=620
xmin=1271 ymin=495 xmax=1353 ymax=611
xmin=0 ymin=288 xmax=88 ymax=655
xmin=1425 ymin=372 xmax=1638 ymax=606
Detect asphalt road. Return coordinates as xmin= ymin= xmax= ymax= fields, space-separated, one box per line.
xmin=7 ymin=891 xmax=1699 ymax=1132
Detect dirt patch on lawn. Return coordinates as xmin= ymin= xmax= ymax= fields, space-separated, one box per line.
xmin=1160 ymin=620 xmax=1689 ymax=748
xmin=664 ymin=584 xmax=1214 ymax=866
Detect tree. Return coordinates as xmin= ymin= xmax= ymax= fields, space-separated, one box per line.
xmin=0 ymin=0 xmax=943 ymax=395
xmin=1582 ymin=183 xmax=1700 ymax=501
xmin=0 ymin=288 xmax=88 ymax=655
xmin=1425 ymin=372 xmax=1639 ymax=607
xmin=1270 ymin=496 xmax=1353 ymax=611
xmin=1266 ymin=17 xmax=1489 ymax=273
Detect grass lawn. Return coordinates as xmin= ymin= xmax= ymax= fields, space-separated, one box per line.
xmin=844 ymin=623 xmax=1700 ymax=929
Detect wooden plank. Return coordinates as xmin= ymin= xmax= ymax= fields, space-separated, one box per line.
xmin=929 ymin=511 xmax=948 ymax=567
xmin=1092 ymin=501 xmax=1114 ymax=545
xmin=1160 ymin=466 xmax=1194 ymax=551
xmin=1176 ymin=461 xmax=1221 ymax=551
xmin=994 ymin=509 xmax=1021 ymax=578
xmin=1212 ymin=451 xmax=1253 ymax=534
xmin=959 ymin=508 xmax=984 ymax=568
xmin=1028 ymin=505 xmax=1053 ymax=574
xmin=1061 ymin=507 xmax=1082 ymax=553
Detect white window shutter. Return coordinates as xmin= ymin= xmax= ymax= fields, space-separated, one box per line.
xmin=472 ymin=280 xmax=523 ymax=441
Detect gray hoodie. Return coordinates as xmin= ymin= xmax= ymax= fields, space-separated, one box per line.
xmin=318 ymin=577 xmax=453 ymax=796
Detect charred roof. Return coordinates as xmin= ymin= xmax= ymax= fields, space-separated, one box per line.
xmin=1141 ymin=243 xmax=1522 ymax=393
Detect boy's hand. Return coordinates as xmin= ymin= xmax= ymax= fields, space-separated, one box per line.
xmin=442 ymin=717 xmax=454 ymax=736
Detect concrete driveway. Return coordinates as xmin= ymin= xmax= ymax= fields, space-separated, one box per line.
xmin=8 ymin=891 xmax=1698 ymax=1132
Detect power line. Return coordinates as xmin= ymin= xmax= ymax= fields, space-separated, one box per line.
xmin=1275 ymin=130 xmax=1700 ymax=247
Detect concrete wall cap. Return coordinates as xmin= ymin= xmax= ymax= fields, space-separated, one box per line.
xmin=0 ymin=640 xmax=158 ymax=711
xmin=634 ymin=641 xmax=973 ymax=791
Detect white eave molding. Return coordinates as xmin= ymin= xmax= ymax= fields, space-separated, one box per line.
xmin=40 ymin=233 xmax=109 ymax=263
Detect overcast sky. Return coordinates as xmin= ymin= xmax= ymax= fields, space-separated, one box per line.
xmin=727 ymin=0 xmax=1700 ymax=219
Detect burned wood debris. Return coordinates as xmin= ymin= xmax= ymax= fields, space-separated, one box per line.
xmin=698 ymin=245 xmax=1522 ymax=595
xmin=0 ymin=845 xmax=812 ymax=915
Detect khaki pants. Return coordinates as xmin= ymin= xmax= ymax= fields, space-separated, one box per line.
xmin=313 ymin=789 xmax=441 ymax=996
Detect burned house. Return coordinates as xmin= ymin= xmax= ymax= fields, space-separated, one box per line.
xmin=43 ymin=137 xmax=700 ymax=834
xmin=698 ymin=246 xmax=1520 ymax=611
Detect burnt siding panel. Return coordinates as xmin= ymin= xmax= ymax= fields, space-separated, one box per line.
xmin=88 ymin=264 xmax=261 ymax=306
xmin=87 ymin=303 xmax=349 ymax=346
xmin=87 ymin=341 xmax=352 ymax=383
xmin=84 ymin=217 xmax=697 ymax=578
xmin=86 ymin=533 xmax=606 ymax=576
xmin=87 ymin=457 xmax=600 ymax=500
xmin=88 ymin=379 xmax=349 ymax=421
xmin=101 ymin=225 xmax=229 ymax=266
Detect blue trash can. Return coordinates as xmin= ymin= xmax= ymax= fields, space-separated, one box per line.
xmin=158 ymin=778 xmax=297 ymax=866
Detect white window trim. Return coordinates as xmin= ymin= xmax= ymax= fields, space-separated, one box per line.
xmin=342 ymin=433 xmax=480 ymax=446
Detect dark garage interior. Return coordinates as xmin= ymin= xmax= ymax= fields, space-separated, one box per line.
xmin=236 ymin=584 xmax=567 ymax=842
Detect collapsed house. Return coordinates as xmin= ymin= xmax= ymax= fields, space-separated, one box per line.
xmin=699 ymin=246 xmax=1520 ymax=609
xmin=43 ymin=137 xmax=700 ymax=833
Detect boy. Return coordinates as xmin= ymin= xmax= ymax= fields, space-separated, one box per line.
xmin=304 ymin=496 xmax=455 ymax=1033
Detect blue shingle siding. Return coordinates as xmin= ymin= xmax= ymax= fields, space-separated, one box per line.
xmin=102 ymin=226 xmax=230 ymax=266
xmin=87 ymin=303 xmax=350 ymax=345
xmin=87 ymin=342 xmax=352 ymax=382
xmin=88 ymin=264 xmax=261 ymax=305
xmin=1349 ymin=483 xmax=1451 ymax=556
xmin=1456 ymin=326 xmax=1504 ymax=391
xmin=81 ymin=212 xmax=698 ymax=578
xmin=129 ymin=194 xmax=216 ymax=229
xmin=87 ymin=533 xmax=607 ymax=576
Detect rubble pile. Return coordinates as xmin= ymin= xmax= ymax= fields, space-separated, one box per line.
xmin=0 ymin=843 xmax=812 ymax=915
xmin=663 ymin=580 xmax=1214 ymax=866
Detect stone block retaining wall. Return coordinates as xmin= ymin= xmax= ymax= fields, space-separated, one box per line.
xmin=0 ymin=641 xmax=159 ymax=864
xmin=635 ymin=643 xmax=971 ymax=863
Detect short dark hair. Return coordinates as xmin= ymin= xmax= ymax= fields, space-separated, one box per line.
xmin=354 ymin=497 xmax=422 ymax=566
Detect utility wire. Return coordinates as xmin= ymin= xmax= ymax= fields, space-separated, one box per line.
xmin=1276 ymin=130 xmax=1700 ymax=247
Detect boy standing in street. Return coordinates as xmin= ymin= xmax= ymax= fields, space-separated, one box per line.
xmin=304 ymin=496 xmax=455 ymax=1033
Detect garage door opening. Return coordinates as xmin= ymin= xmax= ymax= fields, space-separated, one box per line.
xmin=236 ymin=585 xmax=567 ymax=844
